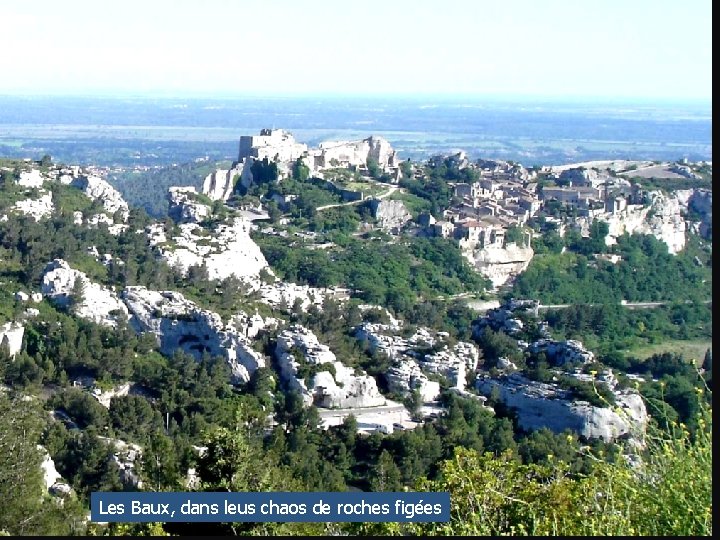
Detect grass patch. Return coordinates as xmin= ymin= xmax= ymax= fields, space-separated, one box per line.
xmin=624 ymin=339 xmax=712 ymax=365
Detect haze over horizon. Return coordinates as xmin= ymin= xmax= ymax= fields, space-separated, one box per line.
xmin=0 ymin=0 xmax=712 ymax=102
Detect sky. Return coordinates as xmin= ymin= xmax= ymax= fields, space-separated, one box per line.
xmin=0 ymin=0 xmax=712 ymax=101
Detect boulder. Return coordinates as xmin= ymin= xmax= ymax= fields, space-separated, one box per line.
xmin=0 ymin=321 xmax=25 ymax=357
xmin=368 ymin=199 xmax=412 ymax=230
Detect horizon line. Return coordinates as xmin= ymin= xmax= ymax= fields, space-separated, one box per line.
xmin=0 ymin=90 xmax=712 ymax=106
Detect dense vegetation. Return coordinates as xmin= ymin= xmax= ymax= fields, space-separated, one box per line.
xmin=255 ymin=234 xmax=488 ymax=316
xmin=512 ymin=232 xmax=712 ymax=304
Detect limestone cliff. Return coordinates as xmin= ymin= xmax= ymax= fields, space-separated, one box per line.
xmin=71 ymin=174 xmax=129 ymax=221
xmin=574 ymin=191 xmax=687 ymax=254
xmin=463 ymin=243 xmax=534 ymax=289
xmin=201 ymin=164 xmax=243 ymax=201
xmin=122 ymin=286 xmax=266 ymax=384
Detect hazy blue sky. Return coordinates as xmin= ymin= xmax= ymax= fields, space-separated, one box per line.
xmin=0 ymin=0 xmax=711 ymax=101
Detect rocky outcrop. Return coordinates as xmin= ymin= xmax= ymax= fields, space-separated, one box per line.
xmin=528 ymin=339 xmax=595 ymax=366
xmin=421 ymin=341 xmax=480 ymax=391
xmin=477 ymin=372 xmax=647 ymax=442
xmin=13 ymin=191 xmax=54 ymax=221
xmin=386 ymin=360 xmax=441 ymax=402
xmin=574 ymin=191 xmax=687 ymax=254
xmin=38 ymin=445 xmax=72 ymax=496
xmin=201 ymin=164 xmax=243 ymax=201
xmin=122 ymin=286 xmax=266 ymax=384
xmin=91 ymin=382 xmax=131 ymax=408
xmin=257 ymin=281 xmax=338 ymax=312
xmin=0 ymin=321 xmax=24 ymax=357
xmin=473 ymin=298 xmax=540 ymax=336
xmin=368 ymin=199 xmax=412 ymax=230
xmin=71 ymin=175 xmax=129 ymax=221
xmin=167 ymin=186 xmax=211 ymax=223
xmin=17 ymin=169 xmax=45 ymax=188
xmin=274 ymin=325 xmax=386 ymax=408
xmin=463 ymin=243 xmax=534 ymax=289
xmin=558 ymin=167 xmax=607 ymax=188
xmin=355 ymin=322 xmax=480 ymax=397
xmin=98 ymin=437 xmax=143 ymax=489
xmin=41 ymin=259 xmax=129 ymax=327
xmin=677 ymin=188 xmax=712 ymax=239
xmin=151 ymin=217 xmax=270 ymax=283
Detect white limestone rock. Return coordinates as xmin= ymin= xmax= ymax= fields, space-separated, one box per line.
xmin=98 ymin=436 xmax=143 ymax=489
xmin=274 ymin=325 xmax=386 ymax=408
xmin=0 ymin=321 xmax=24 ymax=357
xmin=122 ymin=286 xmax=266 ymax=384
xmin=386 ymin=360 xmax=441 ymax=402
xmin=167 ymin=186 xmax=211 ymax=224
xmin=41 ymin=259 xmax=128 ymax=327
xmin=17 ymin=169 xmax=45 ymax=188
xmin=574 ymin=191 xmax=687 ymax=254
xmin=202 ymin=164 xmax=243 ymax=201
xmin=528 ymin=339 xmax=595 ymax=366
xmin=257 ymin=281 xmax=332 ymax=311
xmin=13 ymin=191 xmax=54 ymax=221
xmin=92 ymin=382 xmax=131 ymax=408
xmin=463 ymin=243 xmax=534 ymax=289
xmin=71 ymin=174 xmax=129 ymax=221
xmin=154 ymin=218 xmax=270 ymax=283
xmin=368 ymin=199 xmax=412 ymax=230
xmin=38 ymin=445 xmax=63 ymax=490
xmin=421 ymin=341 xmax=480 ymax=391
xmin=477 ymin=372 xmax=648 ymax=442
xmin=355 ymin=322 xmax=479 ymax=395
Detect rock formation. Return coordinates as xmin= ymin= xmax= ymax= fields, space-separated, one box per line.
xmin=274 ymin=325 xmax=386 ymax=408
xmin=41 ymin=259 xmax=129 ymax=327
xmin=574 ymin=191 xmax=687 ymax=254
xmin=0 ymin=321 xmax=25 ymax=357
xmin=355 ymin=321 xmax=480 ymax=398
xmin=201 ymin=164 xmax=243 ymax=201
xmin=150 ymin=217 xmax=270 ymax=283
xmin=368 ymin=199 xmax=412 ymax=230
xmin=122 ymin=286 xmax=266 ymax=384
xmin=13 ymin=191 xmax=54 ymax=221
xmin=477 ymin=372 xmax=647 ymax=442
xmin=463 ymin=243 xmax=534 ymax=289
xmin=71 ymin=175 xmax=129 ymax=221
xmin=167 ymin=186 xmax=211 ymax=223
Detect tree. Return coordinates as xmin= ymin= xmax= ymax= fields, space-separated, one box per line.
xmin=293 ymin=158 xmax=310 ymax=182
xmin=370 ymin=450 xmax=403 ymax=491
xmin=0 ymin=393 xmax=86 ymax=535
xmin=366 ymin=157 xmax=381 ymax=179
